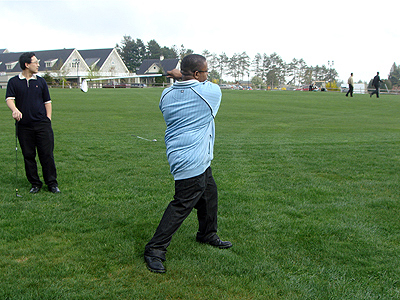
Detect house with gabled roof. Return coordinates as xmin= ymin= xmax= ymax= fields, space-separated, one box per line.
xmin=136 ymin=56 xmax=179 ymax=85
xmin=137 ymin=57 xmax=180 ymax=76
xmin=0 ymin=48 xmax=130 ymax=88
xmin=79 ymin=48 xmax=129 ymax=75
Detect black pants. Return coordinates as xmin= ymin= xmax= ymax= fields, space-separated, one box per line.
xmin=346 ymin=84 xmax=353 ymax=97
xmin=144 ymin=167 xmax=218 ymax=261
xmin=371 ymin=86 xmax=380 ymax=98
xmin=17 ymin=120 xmax=58 ymax=188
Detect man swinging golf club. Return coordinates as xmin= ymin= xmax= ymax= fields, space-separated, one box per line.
xmin=5 ymin=52 xmax=60 ymax=194
xmin=144 ymin=54 xmax=232 ymax=273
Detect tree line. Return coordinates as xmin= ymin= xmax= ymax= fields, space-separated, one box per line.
xmin=202 ymin=51 xmax=339 ymax=88
xmin=117 ymin=36 xmax=339 ymax=87
xmin=116 ymin=35 xmax=194 ymax=71
xmin=117 ymin=36 xmax=398 ymax=89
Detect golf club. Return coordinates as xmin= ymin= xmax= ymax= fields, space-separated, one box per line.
xmin=80 ymin=74 xmax=166 ymax=93
xmin=15 ymin=122 xmax=22 ymax=197
xmin=81 ymin=78 xmax=88 ymax=93
xmin=385 ymin=83 xmax=390 ymax=94
xmin=135 ymin=135 xmax=157 ymax=142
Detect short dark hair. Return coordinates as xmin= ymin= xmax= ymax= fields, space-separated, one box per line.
xmin=19 ymin=52 xmax=35 ymax=70
xmin=181 ymin=54 xmax=206 ymax=75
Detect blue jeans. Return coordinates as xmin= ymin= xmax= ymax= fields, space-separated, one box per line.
xmin=144 ymin=167 xmax=218 ymax=261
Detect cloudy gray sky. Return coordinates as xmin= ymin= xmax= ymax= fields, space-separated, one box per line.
xmin=1 ymin=0 xmax=398 ymax=82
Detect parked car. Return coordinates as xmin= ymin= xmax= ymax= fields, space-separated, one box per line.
xmin=131 ymin=83 xmax=147 ymax=88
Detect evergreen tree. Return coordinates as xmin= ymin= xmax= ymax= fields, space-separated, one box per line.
xmin=117 ymin=36 xmax=146 ymax=72
xmin=147 ymin=40 xmax=162 ymax=59
xmin=388 ymin=62 xmax=400 ymax=87
xmin=161 ymin=47 xmax=178 ymax=59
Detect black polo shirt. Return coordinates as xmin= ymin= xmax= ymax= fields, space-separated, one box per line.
xmin=6 ymin=74 xmax=51 ymax=126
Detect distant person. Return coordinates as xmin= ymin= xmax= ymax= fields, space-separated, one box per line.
xmin=144 ymin=54 xmax=232 ymax=274
xmin=5 ymin=52 xmax=60 ymax=194
xmin=370 ymin=72 xmax=382 ymax=98
xmin=346 ymin=73 xmax=354 ymax=97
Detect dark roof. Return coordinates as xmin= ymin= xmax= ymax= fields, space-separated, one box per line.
xmin=0 ymin=51 xmax=21 ymax=72
xmin=0 ymin=49 xmax=75 ymax=73
xmin=79 ymin=48 xmax=114 ymax=69
xmin=0 ymin=48 xmax=115 ymax=73
xmin=137 ymin=58 xmax=179 ymax=75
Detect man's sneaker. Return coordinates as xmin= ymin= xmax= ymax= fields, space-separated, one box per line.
xmin=49 ymin=186 xmax=61 ymax=193
xmin=29 ymin=186 xmax=40 ymax=194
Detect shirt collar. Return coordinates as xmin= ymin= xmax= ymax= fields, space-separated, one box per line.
xmin=19 ymin=72 xmax=37 ymax=80
xmin=174 ymin=79 xmax=199 ymax=85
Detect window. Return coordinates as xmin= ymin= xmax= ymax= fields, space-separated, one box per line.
xmin=6 ymin=61 xmax=18 ymax=70
xmin=71 ymin=58 xmax=80 ymax=68
xmin=45 ymin=59 xmax=58 ymax=68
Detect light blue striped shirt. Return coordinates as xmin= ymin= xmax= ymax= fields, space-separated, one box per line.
xmin=160 ymin=80 xmax=222 ymax=180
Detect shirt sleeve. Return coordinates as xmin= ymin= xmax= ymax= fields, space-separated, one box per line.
xmin=5 ymin=77 xmax=16 ymax=101
xmin=202 ymin=81 xmax=222 ymax=117
xmin=40 ymin=77 xmax=51 ymax=103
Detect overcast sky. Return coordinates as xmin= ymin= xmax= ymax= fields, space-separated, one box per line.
xmin=1 ymin=0 xmax=399 ymax=83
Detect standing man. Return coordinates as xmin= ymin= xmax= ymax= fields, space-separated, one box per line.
xmin=370 ymin=72 xmax=382 ymax=98
xmin=144 ymin=54 xmax=232 ymax=273
xmin=346 ymin=73 xmax=354 ymax=97
xmin=6 ymin=52 xmax=60 ymax=194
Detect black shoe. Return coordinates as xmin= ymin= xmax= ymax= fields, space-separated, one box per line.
xmin=49 ymin=186 xmax=61 ymax=193
xmin=29 ymin=186 xmax=40 ymax=194
xmin=144 ymin=256 xmax=166 ymax=273
xmin=197 ymin=238 xmax=233 ymax=249
xmin=209 ymin=238 xmax=233 ymax=249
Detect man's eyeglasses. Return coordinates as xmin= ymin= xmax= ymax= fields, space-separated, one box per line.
xmin=196 ymin=70 xmax=208 ymax=73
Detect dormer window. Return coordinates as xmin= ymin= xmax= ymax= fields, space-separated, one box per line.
xmin=6 ymin=61 xmax=18 ymax=70
xmin=45 ymin=59 xmax=58 ymax=68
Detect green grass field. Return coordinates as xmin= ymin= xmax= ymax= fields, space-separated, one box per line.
xmin=1 ymin=88 xmax=399 ymax=299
